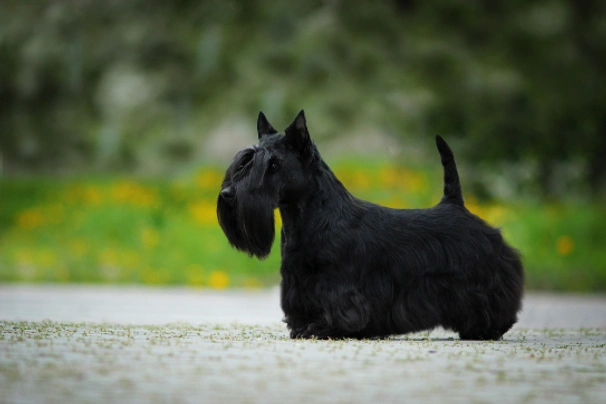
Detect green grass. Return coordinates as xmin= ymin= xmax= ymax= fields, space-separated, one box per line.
xmin=1 ymin=160 xmax=605 ymax=291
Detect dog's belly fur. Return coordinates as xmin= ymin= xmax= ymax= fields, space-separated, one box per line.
xmin=280 ymin=203 xmax=524 ymax=340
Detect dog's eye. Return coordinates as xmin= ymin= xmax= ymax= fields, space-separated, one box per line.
xmin=269 ymin=160 xmax=280 ymax=172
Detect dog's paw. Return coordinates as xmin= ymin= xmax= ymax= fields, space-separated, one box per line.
xmin=291 ymin=323 xmax=333 ymax=340
xmin=288 ymin=326 xmax=307 ymax=339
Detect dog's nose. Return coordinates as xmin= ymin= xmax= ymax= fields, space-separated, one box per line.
xmin=220 ymin=186 xmax=235 ymax=200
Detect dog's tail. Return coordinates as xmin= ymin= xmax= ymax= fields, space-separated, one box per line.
xmin=435 ymin=135 xmax=464 ymax=205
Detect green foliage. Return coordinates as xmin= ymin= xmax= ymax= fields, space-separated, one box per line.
xmin=1 ymin=162 xmax=605 ymax=291
xmin=1 ymin=1 xmax=605 ymax=197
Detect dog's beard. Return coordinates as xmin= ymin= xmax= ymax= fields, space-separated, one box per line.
xmin=217 ymin=189 xmax=275 ymax=260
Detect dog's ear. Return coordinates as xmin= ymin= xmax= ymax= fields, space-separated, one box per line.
xmin=257 ymin=111 xmax=278 ymax=139
xmin=285 ymin=110 xmax=311 ymax=153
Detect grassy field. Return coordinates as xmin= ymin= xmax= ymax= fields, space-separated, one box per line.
xmin=1 ymin=160 xmax=605 ymax=291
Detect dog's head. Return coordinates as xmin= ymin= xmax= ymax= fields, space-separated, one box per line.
xmin=217 ymin=110 xmax=317 ymax=259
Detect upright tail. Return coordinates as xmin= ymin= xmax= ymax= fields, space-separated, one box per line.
xmin=435 ymin=135 xmax=464 ymax=205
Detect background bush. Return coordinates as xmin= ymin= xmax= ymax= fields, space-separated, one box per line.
xmin=1 ymin=0 xmax=605 ymax=198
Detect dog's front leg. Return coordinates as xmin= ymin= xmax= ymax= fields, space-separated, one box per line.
xmin=292 ymin=289 xmax=372 ymax=340
xmin=296 ymin=322 xmax=334 ymax=340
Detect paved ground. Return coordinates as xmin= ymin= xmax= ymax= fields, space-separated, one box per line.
xmin=1 ymin=285 xmax=605 ymax=403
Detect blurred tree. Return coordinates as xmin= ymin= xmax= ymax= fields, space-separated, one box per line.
xmin=395 ymin=0 xmax=606 ymax=196
xmin=0 ymin=0 xmax=604 ymax=198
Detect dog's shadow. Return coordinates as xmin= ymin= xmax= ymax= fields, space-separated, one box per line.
xmin=388 ymin=336 xmax=456 ymax=342
xmin=386 ymin=336 xmax=524 ymax=343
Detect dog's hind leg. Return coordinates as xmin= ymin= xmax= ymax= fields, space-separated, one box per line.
xmin=458 ymin=318 xmax=517 ymax=341
xmin=449 ymin=289 xmax=518 ymax=341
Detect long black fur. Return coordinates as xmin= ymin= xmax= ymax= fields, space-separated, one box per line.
xmin=217 ymin=111 xmax=524 ymax=340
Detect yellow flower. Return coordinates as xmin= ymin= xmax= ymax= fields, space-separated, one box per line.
xmin=69 ymin=240 xmax=89 ymax=257
xmin=119 ymin=250 xmax=141 ymax=268
xmin=35 ymin=249 xmax=57 ymax=267
xmin=275 ymin=209 xmax=282 ymax=227
xmin=169 ymin=181 xmax=188 ymax=202
xmin=141 ymin=228 xmax=159 ymax=249
xmin=111 ymin=181 xmax=157 ymax=207
xmin=62 ymin=184 xmax=103 ymax=205
xmin=243 ymin=277 xmax=262 ymax=289
xmin=188 ymin=200 xmax=217 ymax=226
xmin=208 ymin=270 xmax=229 ymax=289
xmin=483 ymin=205 xmax=508 ymax=226
xmin=556 ymin=235 xmax=574 ymax=256
xmin=83 ymin=186 xmax=103 ymax=205
xmin=99 ymin=248 xmax=119 ymax=266
xmin=186 ymin=264 xmax=205 ymax=287
xmin=465 ymin=194 xmax=481 ymax=216
xmin=402 ymin=170 xmax=426 ymax=193
xmin=379 ymin=167 xmax=399 ymax=188
xmin=351 ymin=171 xmax=371 ymax=190
xmin=380 ymin=197 xmax=407 ymax=209
xmin=195 ymin=169 xmax=223 ymax=190
xmin=142 ymin=267 xmax=166 ymax=285
xmin=333 ymin=168 xmax=351 ymax=185
xmin=16 ymin=208 xmax=45 ymax=229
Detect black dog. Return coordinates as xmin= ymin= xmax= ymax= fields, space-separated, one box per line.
xmin=217 ymin=111 xmax=524 ymax=340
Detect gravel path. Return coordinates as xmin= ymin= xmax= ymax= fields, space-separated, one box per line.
xmin=1 ymin=285 xmax=605 ymax=403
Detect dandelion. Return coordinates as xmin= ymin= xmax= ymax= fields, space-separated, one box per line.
xmin=208 ymin=270 xmax=230 ymax=289
xmin=350 ymin=171 xmax=371 ymax=191
xmin=333 ymin=168 xmax=351 ymax=186
xmin=141 ymin=228 xmax=160 ymax=249
xmin=188 ymin=200 xmax=217 ymax=226
xmin=380 ymin=197 xmax=407 ymax=209
xmin=194 ymin=169 xmax=223 ymax=190
xmin=275 ymin=209 xmax=282 ymax=227
xmin=465 ymin=194 xmax=481 ymax=216
xmin=186 ymin=264 xmax=205 ymax=287
xmin=29 ymin=249 xmax=57 ymax=268
xmin=16 ymin=208 xmax=45 ymax=229
xmin=111 ymin=181 xmax=158 ymax=207
xmin=119 ymin=250 xmax=141 ymax=269
xmin=243 ymin=277 xmax=262 ymax=289
xmin=69 ymin=240 xmax=88 ymax=258
xmin=170 ymin=180 xmax=188 ymax=202
xmin=556 ymin=235 xmax=574 ymax=256
xmin=142 ymin=267 xmax=164 ymax=284
xmin=99 ymin=248 xmax=119 ymax=266
xmin=83 ymin=185 xmax=103 ymax=205
xmin=390 ymin=168 xmax=427 ymax=193
xmin=379 ymin=167 xmax=399 ymax=188
xmin=477 ymin=205 xmax=508 ymax=226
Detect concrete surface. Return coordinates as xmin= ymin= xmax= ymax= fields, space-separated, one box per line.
xmin=1 ymin=285 xmax=605 ymax=403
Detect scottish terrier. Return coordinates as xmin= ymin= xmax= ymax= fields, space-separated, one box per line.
xmin=217 ymin=110 xmax=524 ymax=340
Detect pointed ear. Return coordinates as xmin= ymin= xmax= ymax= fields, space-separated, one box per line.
xmin=257 ymin=111 xmax=277 ymax=139
xmin=284 ymin=110 xmax=311 ymax=152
